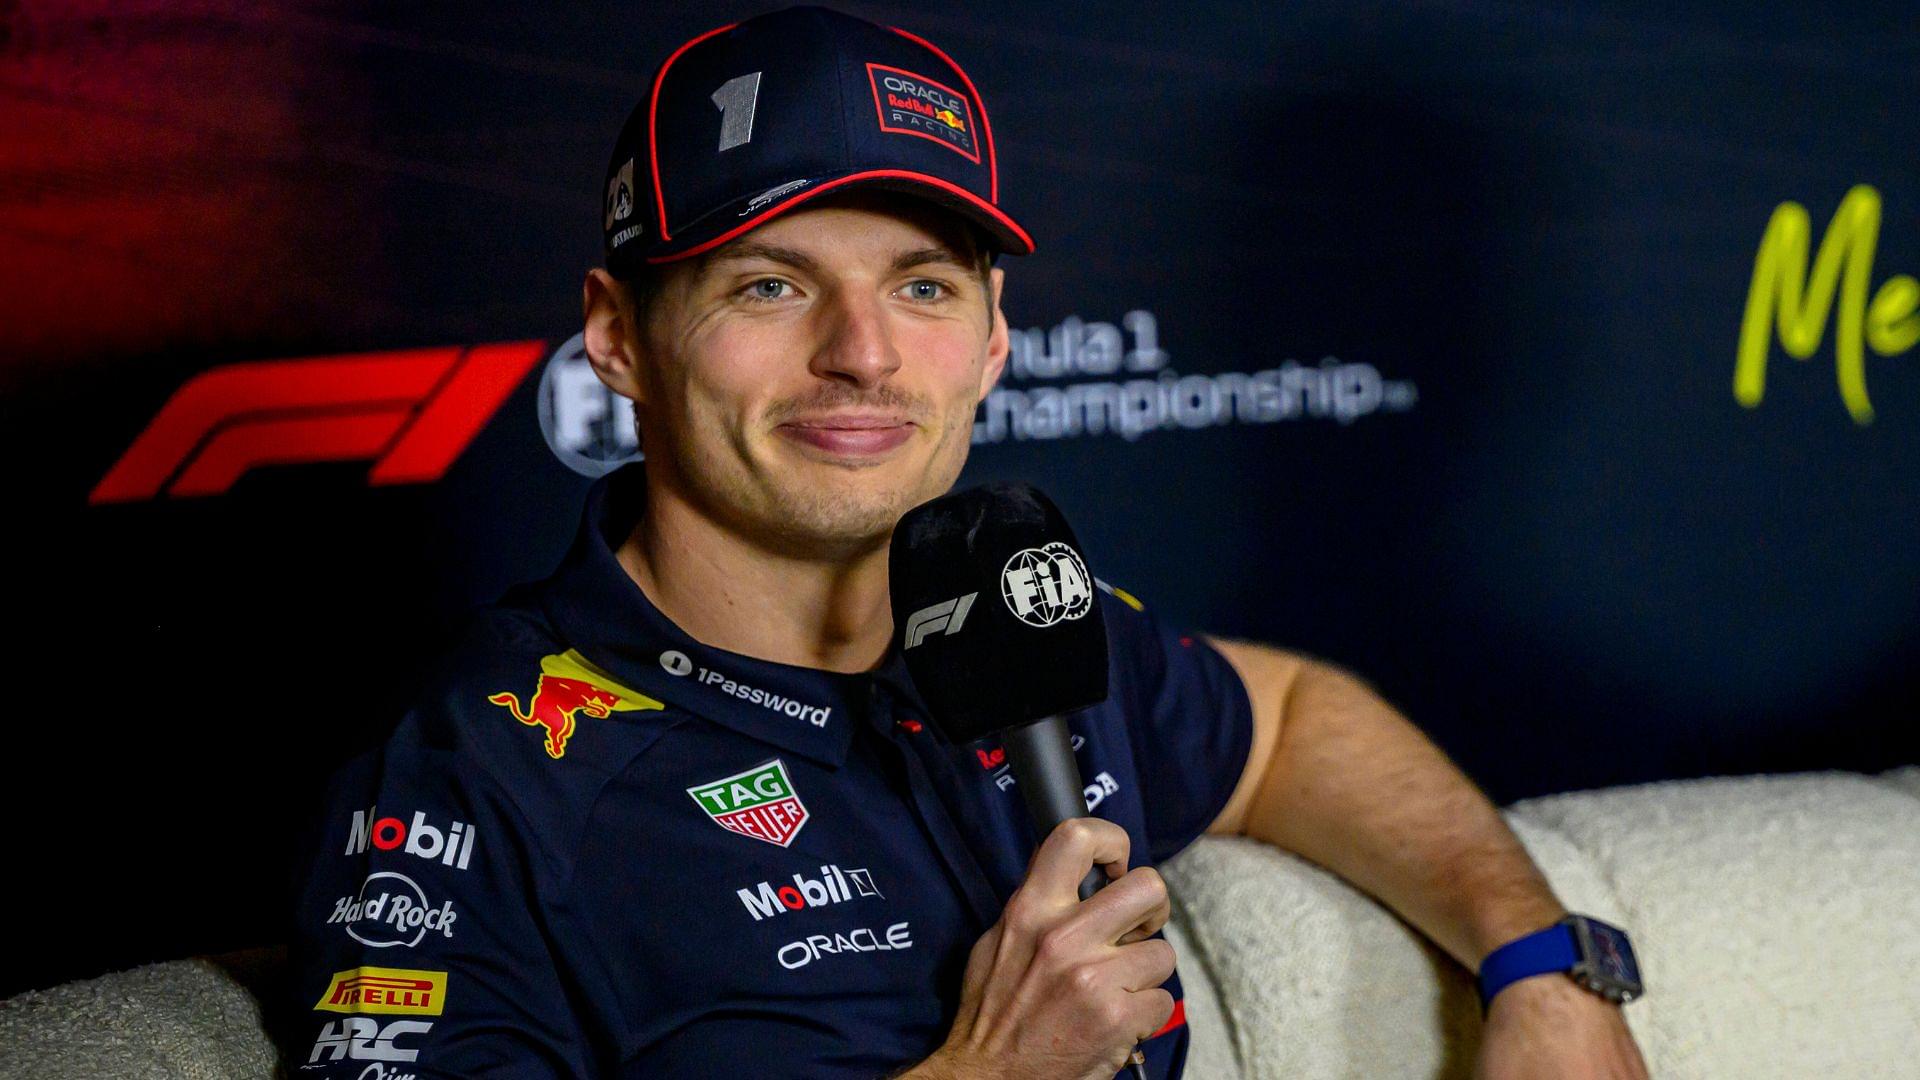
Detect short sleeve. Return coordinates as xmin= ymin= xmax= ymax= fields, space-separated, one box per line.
xmin=1100 ymin=588 xmax=1256 ymax=864
xmin=282 ymin=717 xmax=598 ymax=1078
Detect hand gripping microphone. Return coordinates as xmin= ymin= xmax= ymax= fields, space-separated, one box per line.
xmin=891 ymin=484 xmax=1155 ymax=1078
xmin=888 ymin=482 xmax=1113 ymax=902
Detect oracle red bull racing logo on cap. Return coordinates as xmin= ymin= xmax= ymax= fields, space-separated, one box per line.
xmin=867 ymin=63 xmax=978 ymax=163
xmin=488 ymin=649 xmax=665 ymax=759
xmin=688 ymin=759 xmax=809 ymax=847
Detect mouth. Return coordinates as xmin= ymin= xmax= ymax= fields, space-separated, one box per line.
xmin=774 ymin=413 xmax=916 ymax=458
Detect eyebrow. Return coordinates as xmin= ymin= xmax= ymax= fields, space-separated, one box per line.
xmin=704 ymin=242 xmax=975 ymax=277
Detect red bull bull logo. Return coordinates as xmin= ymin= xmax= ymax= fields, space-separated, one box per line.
xmin=488 ymin=649 xmax=665 ymax=759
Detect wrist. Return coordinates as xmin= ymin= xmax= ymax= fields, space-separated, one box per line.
xmin=1468 ymin=897 xmax=1568 ymax=965
xmin=1477 ymin=913 xmax=1644 ymax=1012
xmin=1486 ymin=967 xmax=1618 ymax=1013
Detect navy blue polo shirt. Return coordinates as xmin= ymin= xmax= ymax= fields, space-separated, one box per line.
xmin=285 ymin=463 xmax=1254 ymax=1078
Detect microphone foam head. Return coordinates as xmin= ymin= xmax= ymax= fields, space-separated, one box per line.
xmin=888 ymin=483 xmax=1109 ymax=743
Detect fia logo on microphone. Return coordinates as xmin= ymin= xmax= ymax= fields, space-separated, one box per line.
xmin=1000 ymin=543 xmax=1093 ymax=627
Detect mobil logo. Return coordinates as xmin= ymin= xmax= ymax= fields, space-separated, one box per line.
xmin=736 ymin=865 xmax=883 ymax=921
xmin=345 ymin=807 xmax=477 ymax=870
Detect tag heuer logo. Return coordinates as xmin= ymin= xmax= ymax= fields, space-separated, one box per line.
xmin=687 ymin=759 xmax=809 ymax=847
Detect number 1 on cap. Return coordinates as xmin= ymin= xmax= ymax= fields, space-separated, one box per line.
xmin=712 ymin=72 xmax=762 ymax=152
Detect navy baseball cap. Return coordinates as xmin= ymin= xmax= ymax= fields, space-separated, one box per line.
xmin=602 ymin=5 xmax=1034 ymax=275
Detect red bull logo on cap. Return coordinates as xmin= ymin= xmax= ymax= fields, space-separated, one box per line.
xmin=488 ymin=649 xmax=665 ymax=759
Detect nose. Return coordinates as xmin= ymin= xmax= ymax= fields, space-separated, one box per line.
xmin=810 ymin=287 xmax=903 ymax=389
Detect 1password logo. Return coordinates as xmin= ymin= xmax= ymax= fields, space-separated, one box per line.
xmin=660 ymin=650 xmax=832 ymax=728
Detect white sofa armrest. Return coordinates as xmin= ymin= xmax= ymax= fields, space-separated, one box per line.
xmin=1161 ymin=766 xmax=1920 ymax=1079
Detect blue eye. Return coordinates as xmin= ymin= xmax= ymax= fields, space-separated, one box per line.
xmin=905 ymin=280 xmax=944 ymax=301
xmin=744 ymin=279 xmax=790 ymax=302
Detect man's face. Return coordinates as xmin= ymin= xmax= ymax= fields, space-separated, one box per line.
xmin=615 ymin=191 xmax=1008 ymax=559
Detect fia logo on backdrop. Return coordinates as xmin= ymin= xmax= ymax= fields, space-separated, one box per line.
xmin=539 ymin=333 xmax=643 ymax=477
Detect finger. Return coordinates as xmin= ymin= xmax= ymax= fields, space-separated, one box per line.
xmin=976 ymin=820 xmax=1132 ymax=1035
xmin=969 ymin=890 xmax=1055 ymax=1038
xmin=1026 ymin=818 xmax=1131 ymax=904
xmin=952 ymin=921 xmax=1002 ymax=1028
xmin=1059 ymin=865 xmax=1171 ymax=950
xmin=1114 ymin=885 xmax=1173 ymax=944
xmin=1123 ymin=987 xmax=1177 ymax=1046
xmin=1100 ymin=936 xmax=1178 ymax=994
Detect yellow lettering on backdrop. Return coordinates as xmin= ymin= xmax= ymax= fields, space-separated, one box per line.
xmin=1735 ymin=184 xmax=1918 ymax=424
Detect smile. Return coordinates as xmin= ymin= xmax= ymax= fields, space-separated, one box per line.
xmin=774 ymin=417 xmax=915 ymax=457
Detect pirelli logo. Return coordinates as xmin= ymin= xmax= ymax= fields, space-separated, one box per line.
xmin=315 ymin=966 xmax=448 ymax=1016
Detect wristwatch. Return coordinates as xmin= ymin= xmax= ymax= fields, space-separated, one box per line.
xmin=1476 ymin=913 xmax=1643 ymax=1011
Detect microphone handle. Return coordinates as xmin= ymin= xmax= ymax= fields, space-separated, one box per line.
xmin=1002 ymin=714 xmax=1106 ymax=900
xmin=1003 ymin=715 xmax=1156 ymax=1078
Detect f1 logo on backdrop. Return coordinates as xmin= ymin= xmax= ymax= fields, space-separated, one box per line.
xmin=88 ymin=342 xmax=544 ymax=503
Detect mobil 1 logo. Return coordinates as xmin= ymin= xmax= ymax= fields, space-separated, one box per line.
xmin=736 ymin=864 xmax=882 ymax=921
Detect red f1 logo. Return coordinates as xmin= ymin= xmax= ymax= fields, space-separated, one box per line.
xmin=89 ymin=342 xmax=543 ymax=503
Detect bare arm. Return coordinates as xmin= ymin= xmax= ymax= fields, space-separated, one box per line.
xmin=1200 ymin=637 xmax=1649 ymax=1078
xmin=1202 ymin=636 xmax=1563 ymax=970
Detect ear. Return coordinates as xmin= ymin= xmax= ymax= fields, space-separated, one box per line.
xmin=977 ymin=265 xmax=1010 ymax=403
xmin=582 ymin=267 xmax=646 ymax=406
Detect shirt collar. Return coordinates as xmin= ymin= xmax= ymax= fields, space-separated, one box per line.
xmin=534 ymin=463 xmax=887 ymax=769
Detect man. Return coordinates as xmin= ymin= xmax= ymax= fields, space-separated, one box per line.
xmin=286 ymin=6 xmax=1650 ymax=1078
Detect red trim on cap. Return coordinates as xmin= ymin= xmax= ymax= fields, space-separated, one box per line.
xmin=649 ymin=21 xmax=738 ymax=242
xmin=644 ymin=168 xmax=1035 ymax=263
xmin=885 ymin=25 xmax=1000 ymax=204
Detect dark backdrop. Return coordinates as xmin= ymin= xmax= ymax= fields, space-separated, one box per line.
xmin=3 ymin=0 xmax=1914 ymax=997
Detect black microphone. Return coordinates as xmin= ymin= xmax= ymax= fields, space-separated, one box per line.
xmin=888 ymin=482 xmax=1112 ymax=900
xmin=891 ymin=484 xmax=1155 ymax=1078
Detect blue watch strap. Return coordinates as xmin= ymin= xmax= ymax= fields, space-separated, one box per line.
xmin=1477 ymin=921 xmax=1578 ymax=1008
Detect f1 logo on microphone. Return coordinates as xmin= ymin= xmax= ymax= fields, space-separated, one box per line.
xmin=904 ymin=592 xmax=978 ymax=648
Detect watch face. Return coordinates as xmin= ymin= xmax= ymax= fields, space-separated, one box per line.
xmin=1579 ymin=918 xmax=1642 ymax=990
